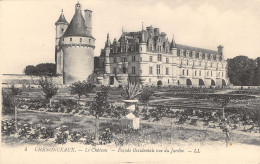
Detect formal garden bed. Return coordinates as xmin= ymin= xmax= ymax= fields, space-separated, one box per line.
xmin=2 ymin=82 xmax=260 ymax=147
xmin=2 ymin=110 xmax=260 ymax=147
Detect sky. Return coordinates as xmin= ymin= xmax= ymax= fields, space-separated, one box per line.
xmin=1 ymin=0 xmax=260 ymax=74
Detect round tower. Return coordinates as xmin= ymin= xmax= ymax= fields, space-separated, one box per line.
xmin=60 ymin=2 xmax=95 ymax=84
xmin=55 ymin=9 xmax=69 ymax=75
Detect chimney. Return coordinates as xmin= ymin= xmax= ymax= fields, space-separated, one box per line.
xmin=84 ymin=9 xmax=92 ymax=35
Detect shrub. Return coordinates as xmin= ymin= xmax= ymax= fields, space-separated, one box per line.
xmin=54 ymin=127 xmax=69 ymax=144
xmin=138 ymin=88 xmax=154 ymax=106
xmin=149 ymin=106 xmax=166 ymax=121
xmin=2 ymin=91 xmax=14 ymax=114
xmin=121 ymin=82 xmax=140 ymax=100
xmin=39 ymin=77 xmax=58 ymax=106
xmin=1 ymin=120 xmax=16 ymax=135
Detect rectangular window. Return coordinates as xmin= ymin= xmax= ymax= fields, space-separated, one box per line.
xmin=166 ymin=57 xmax=169 ymax=63
xmin=123 ymin=57 xmax=127 ymax=62
xmin=149 ymin=56 xmax=153 ymax=62
xmin=80 ymin=38 xmax=82 ymax=42
xmin=166 ymin=67 xmax=169 ymax=75
xmin=132 ymin=67 xmax=136 ymax=74
xmin=222 ymin=72 xmax=224 ymax=77
xmin=132 ymin=56 xmax=136 ymax=62
xmin=157 ymin=65 xmax=161 ymax=75
xmin=113 ymin=68 xmax=116 ymax=74
xmin=199 ymin=70 xmax=201 ymax=76
xmin=149 ymin=78 xmax=152 ymax=82
xmin=70 ymin=38 xmax=72 ymax=41
xmin=157 ymin=54 xmax=162 ymax=61
xmin=187 ymin=69 xmax=189 ymax=75
xmin=114 ymin=58 xmax=117 ymax=63
xmin=149 ymin=67 xmax=153 ymax=74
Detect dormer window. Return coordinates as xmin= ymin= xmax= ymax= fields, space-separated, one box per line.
xmin=192 ymin=51 xmax=196 ymax=58
xmin=61 ymin=28 xmax=64 ymax=32
xmin=80 ymin=38 xmax=82 ymax=42
xmin=89 ymin=39 xmax=91 ymax=43
xmin=180 ymin=50 xmax=184 ymax=56
xmin=199 ymin=52 xmax=202 ymax=58
xmin=70 ymin=38 xmax=72 ymax=41
xmin=186 ymin=51 xmax=189 ymax=57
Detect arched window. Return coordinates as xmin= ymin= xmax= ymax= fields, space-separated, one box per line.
xmin=122 ymin=67 xmax=127 ymax=74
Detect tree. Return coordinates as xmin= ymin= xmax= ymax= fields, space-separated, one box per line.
xmin=139 ymin=87 xmax=154 ymax=108
xmin=39 ymin=77 xmax=58 ymax=107
xmin=69 ymin=81 xmax=95 ymax=106
xmin=89 ymin=86 xmax=109 ymax=143
xmin=227 ymin=56 xmax=256 ymax=86
xmin=24 ymin=65 xmax=37 ymax=75
xmin=24 ymin=63 xmax=56 ymax=76
xmin=10 ymin=85 xmax=22 ymax=131
xmin=213 ymin=97 xmax=230 ymax=120
xmin=36 ymin=63 xmax=56 ymax=76
xmin=254 ymin=57 xmax=260 ymax=86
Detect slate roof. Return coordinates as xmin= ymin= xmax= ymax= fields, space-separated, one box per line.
xmin=176 ymin=44 xmax=220 ymax=56
xmin=55 ymin=12 xmax=68 ymax=25
xmin=63 ymin=10 xmax=94 ymax=38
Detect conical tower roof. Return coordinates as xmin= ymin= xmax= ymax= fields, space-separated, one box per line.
xmin=63 ymin=6 xmax=93 ymax=38
xmin=170 ymin=35 xmax=176 ymax=49
xmin=55 ymin=10 xmax=68 ymax=25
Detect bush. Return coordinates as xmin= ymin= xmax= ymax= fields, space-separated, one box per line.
xmin=2 ymin=91 xmax=14 ymax=114
xmin=1 ymin=120 xmax=16 ymax=135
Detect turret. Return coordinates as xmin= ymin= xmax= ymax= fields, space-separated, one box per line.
xmin=55 ymin=9 xmax=69 ymax=75
xmin=55 ymin=9 xmax=69 ymax=46
xmin=217 ymin=45 xmax=224 ymax=59
xmin=139 ymin=22 xmax=147 ymax=53
xmin=170 ymin=34 xmax=177 ymax=56
xmin=105 ymin=33 xmax=111 ymax=73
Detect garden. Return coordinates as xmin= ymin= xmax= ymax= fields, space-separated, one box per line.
xmin=1 ymin=78 xmax=260 ymax=147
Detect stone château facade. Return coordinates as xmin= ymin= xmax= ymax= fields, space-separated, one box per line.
xmin=98 ymin=24 xmax=229 ymax=87
xmin=55 ymin=2 xmax=95 ymax=84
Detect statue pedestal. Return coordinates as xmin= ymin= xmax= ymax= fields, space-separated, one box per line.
xmin=122 ymin=117 xmax=140 ymax=130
